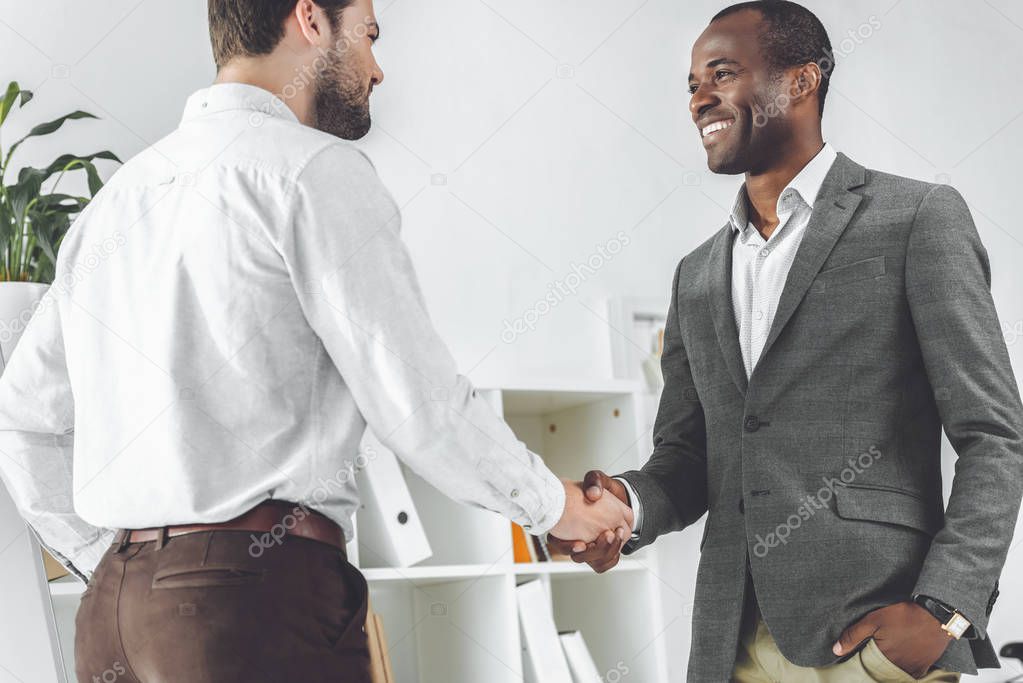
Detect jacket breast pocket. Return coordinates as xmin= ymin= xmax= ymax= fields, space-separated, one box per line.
xmin=833 ymin=483 xmax=942 ymax=537
xmin=810 ymin=255 xmax=886 ymax=294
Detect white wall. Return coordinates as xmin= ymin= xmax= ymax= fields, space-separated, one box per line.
xmin=2 ymin=1 xmax=1022 ymax=679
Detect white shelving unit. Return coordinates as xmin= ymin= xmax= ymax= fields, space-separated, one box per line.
xmin=46 ymin=379 xmax=670 ymax=682
xmin=352 ymin=380 xmax=669 ymax=682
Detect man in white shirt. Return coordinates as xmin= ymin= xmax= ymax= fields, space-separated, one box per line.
xmin=0 ymin=1 xmax=631 ymax=681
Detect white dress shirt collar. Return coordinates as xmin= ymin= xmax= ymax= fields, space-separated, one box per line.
xmin=181 ymin=82 xmax=300 ymax=124
xmin=728 ymin=142 xmax=838 ymax=238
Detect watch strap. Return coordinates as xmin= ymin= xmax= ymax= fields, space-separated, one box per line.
xmin=913 ymin=594 xmax=975 ymax=640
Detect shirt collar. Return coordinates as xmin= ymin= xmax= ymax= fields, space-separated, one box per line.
xmin=728 ymin=142 xmax=839 ymax=234
xmin=181 ymin=83 xmax=300 ymax=125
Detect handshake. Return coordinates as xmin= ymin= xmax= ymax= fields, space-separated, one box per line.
xmin=547 ymin=471 xmax=632 ymax=573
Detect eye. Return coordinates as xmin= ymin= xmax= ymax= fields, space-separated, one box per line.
xmin=715 ymin=69 xmax=735 ymax=81
xmin=688 ymin=83 xmax=699 ymax=95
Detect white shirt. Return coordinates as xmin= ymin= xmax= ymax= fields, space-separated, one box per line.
xmin=621 ymin=143 xmax=838 ymax=535
xmin=730 ymin=143 xmax=838 ymax=377
xmin=0 ymin=83 xmax=565 ymax=580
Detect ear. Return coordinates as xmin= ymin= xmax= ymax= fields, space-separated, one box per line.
xmin=292 ymin=0 xmax=333 ymax=49
xmin=790 ymin=62 xmax=823 ymax=105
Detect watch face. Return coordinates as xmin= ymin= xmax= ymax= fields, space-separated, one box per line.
xmin=943 ymin=613 xmax=971 ymax=639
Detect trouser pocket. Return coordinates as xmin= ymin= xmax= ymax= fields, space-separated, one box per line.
xmin=320 ymin=554 xmax=370 ymax=652
xmin=860 ymin=638 xmax=917 ymax=682
xmin=302 ymin=537 xmax=370 ymax=653
xmin=152 ymin=564 xmax=266 ymax=589
xmin=149 ymin=531 xmax=267 ymax=589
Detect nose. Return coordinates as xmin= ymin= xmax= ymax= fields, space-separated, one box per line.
xmin=371 ymin=60 xmax=384 ymax=87
xmin=689 ymin=81 xmax=718 ymax=122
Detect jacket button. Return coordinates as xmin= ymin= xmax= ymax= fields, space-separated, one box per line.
xmin=743 ymin=415 xmax=760 ymax=432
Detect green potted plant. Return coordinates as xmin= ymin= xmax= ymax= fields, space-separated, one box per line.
xmin=0 ymin=81 xmax=119 ymax=371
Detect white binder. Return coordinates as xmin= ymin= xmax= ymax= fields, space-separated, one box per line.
xmin=355 ymin=429 xmax=432 ymax=568
xmin=517 ymin=580 xmax=573 ymax=683
xmin=559 ymin=631 xmax=602 ymax=683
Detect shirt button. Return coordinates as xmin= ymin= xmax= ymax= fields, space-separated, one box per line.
xmin=511 ymin=489 xmax=519 ymax=498
xmin=522 ymin=523 xmax=532 ymax=531
xmin=743 ymin=415 xmax=760 ymax=432
xmin=754 ymin=310 xmax=764 ymax=320
xmin=759 ymin=248 xmax=770 ymax=257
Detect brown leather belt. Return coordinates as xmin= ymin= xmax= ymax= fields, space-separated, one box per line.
xmin=116 ymin=500 xmax=346 ymax=552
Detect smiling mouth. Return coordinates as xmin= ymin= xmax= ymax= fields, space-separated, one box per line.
xmin=701 ymin=118 xmax=735 ymax=138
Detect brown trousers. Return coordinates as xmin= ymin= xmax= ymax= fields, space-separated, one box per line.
xmin=74 ymin=529 xmax=370 ymax=682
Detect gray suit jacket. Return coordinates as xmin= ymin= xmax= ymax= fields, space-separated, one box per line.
xmin=619 ymin=152 xmax=1023 ymax=681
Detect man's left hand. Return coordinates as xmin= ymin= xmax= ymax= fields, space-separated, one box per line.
xmin=833 ymin=601 xmax=953 ymax=678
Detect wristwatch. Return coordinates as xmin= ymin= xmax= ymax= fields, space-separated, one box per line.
xmin=912 ymin=594 xmax=975 ymax=640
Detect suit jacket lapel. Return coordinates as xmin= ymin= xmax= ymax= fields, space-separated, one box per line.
xmin=707 ymin=221 xmax=748 ymax=397
xmin=757 ymin=152 xmax=866 ymax=366
xmin=704 ymin=153 xmax=867 ymax=395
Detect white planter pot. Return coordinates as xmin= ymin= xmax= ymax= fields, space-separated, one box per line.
xmin=0 ymin=282 xmax=49 ymax=375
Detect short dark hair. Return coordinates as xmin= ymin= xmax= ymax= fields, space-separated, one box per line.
xmin=711 ymin=0 xmax=834 ymax=116
xmin=208 ymin=0 xmax=356 ymax=69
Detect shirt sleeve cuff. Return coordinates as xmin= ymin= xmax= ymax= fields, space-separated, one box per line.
xmin=614 ymin=476 xmax=643 ymax=536
xmin=524 ymin=467 xmax=566 ymax=537
xmin=33 ymin=527 xmax=117 ymax=584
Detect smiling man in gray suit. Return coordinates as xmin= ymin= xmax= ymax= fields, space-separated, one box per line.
xmin=549 ymin=1 xmax=1023 ymax=681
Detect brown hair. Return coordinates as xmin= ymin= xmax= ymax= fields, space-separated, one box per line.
xmin=208 ymin=0 xmax=356 ymax=69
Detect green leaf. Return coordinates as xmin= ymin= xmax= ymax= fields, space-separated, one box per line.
xmin=28 ymin=211 xmax=70 ymax=264
xmin=23 ymin=150 xmax=121 ymax=188
xmin=44 ymin=150 xmax=120 ymax=177
xmin=17 ymin=165 xmax=48 ymax=185
xmin=0 ymin=82 xmax=32 ymax=126
xmin=20 ymin=110 xmax=96 ymax=139
xmin=16 ymin=166 xmax=47 ymax=198
xmin=76 ymin=160 xmax=101 ymax=196
xmin=34 ymin=193 xmax=89 ymax=214
xmin=0 ymin=194 xmax=15 ymax=245
xmin=0 ymin=82 xmax=19 ymax=125
xmin=6 ymin=111 xmax=99 ymax=164
xmin=10 ymin=167 xmax=46 ymax=220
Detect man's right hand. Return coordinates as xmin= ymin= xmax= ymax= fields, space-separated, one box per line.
xmin=548 ymin=477 xmax=632 ymax=548
xmin=547 ymin=470 xmax=632 ymax=573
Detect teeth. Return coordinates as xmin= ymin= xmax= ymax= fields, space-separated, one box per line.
xmin=702 ymin=120 xmax=734 ymax=137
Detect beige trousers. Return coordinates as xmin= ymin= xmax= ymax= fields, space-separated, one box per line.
xmin=731 ymin=604 xmax=961 ymax=683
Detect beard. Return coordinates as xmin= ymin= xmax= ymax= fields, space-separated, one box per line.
xmin=707 ymin=85 xmax=787 ymax=176
xmin=312 ymin=50 xmax=372 ymax=140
